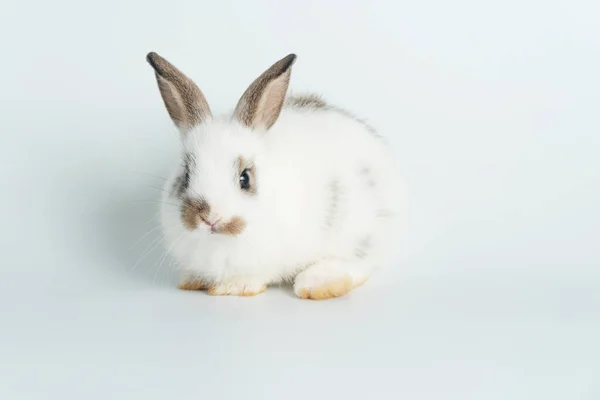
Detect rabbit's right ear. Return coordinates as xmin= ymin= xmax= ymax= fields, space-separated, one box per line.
xmin=146 ymin=52 xmax=212 ymax=131
xmin=234 ymin=54 xmax=297 ymax=130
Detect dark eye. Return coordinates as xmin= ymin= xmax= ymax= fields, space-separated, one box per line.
xmin=239 ymin=169 xmax=250 ymax=190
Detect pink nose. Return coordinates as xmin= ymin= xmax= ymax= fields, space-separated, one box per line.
xmin=201 ymin=216 xmax=221 ymax=231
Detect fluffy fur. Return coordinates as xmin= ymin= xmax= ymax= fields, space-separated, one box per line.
xmin=148 ymin=53 xmax=402 ymax=299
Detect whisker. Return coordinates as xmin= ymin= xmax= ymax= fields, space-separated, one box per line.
xmin=131 ymin=171 xmax=169 ymax=181
xmin=131 ymin=233 xmax=165 ymax=272
xmin=130 ymin=200 xmax=180 ymax=208
xmin=154 ymin=232 xmax=186 ymax=283
xmin=167 ymin=252 xmax=178 ymax=273
xmin=140 ymin=185 xmax=174 ymax=196
xmin=127 ymin=224 xmax=163 ymax=252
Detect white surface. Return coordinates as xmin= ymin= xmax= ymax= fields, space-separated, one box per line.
xmin=1 ymin=0 xmax=599 ymax=399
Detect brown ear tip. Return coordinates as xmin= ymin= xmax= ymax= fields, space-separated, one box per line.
xmin=146 ymin=52 xmax=162 ymax=70
xmin=284 ymin=53 xmax=298 ymax=67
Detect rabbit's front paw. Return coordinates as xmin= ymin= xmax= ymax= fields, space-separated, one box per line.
xmin=179 ymin=278 xmax=211 ymax=291
xmin=178 ymin=270 xmax=211 ymax=291
xmin=293 ymin=261 xmax=355 ymax=300
xmin=207 ymin=280 xmax=267 ymax=297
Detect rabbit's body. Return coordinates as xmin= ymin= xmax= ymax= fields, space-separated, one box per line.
xmin=148 ymin=53 xmax=400 ymax=299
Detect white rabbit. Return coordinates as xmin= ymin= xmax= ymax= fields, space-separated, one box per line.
xmin=146 ymin=52 xmax=402 ymax=299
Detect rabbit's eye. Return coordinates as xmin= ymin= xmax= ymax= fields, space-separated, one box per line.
xmin=239 ymin=169 xmax=251 ymax=190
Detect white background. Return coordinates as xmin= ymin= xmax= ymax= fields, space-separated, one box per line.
xmin=1 ymin=0 xmax=599 ymax=398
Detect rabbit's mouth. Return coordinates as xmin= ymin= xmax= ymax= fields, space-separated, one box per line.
xmin=179 ymin=194 xmax=247 ymax=236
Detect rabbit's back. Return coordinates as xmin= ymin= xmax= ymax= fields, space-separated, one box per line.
xmin=255 ymin=99 xmax=400 ymax=271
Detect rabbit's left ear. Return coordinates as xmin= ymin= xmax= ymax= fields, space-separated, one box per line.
xmin=234 ymin=54 xmax=296 ymax=130
xmin=146 ymin=52 xmax=212 ymax=132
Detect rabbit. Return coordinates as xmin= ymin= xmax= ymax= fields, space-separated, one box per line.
xmin=146 ymin=51 xmax=402 ymax=300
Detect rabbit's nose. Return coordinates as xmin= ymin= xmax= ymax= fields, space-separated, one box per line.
xmin=200 ymin=214 xmax=222 ymax=231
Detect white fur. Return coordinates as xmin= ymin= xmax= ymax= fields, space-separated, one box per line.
xmin=160 ymin=103 xmax=402 ymax=293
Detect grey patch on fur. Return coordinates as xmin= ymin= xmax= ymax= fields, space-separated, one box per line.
xmin=286 ymin=94 xmax=328 ymax=109
xmin=331 ymin=106 xmax=381 ymax=138
xmin=172 ymin=153 xmax=195 ymax=198
xmin=360 ymin=166 xmax=376 ymax=188
xmin=286 ymin=93 xmax=381 ymax=138
xmin=376 ymin=209 xmax=394 ymax=218
xmin=171 ymin=175 xmax=184 ymax=197
xmin=325 ymin=179 xmax=342 ymax=228
xmin=355 ymin=235 xmax=372 ymax=259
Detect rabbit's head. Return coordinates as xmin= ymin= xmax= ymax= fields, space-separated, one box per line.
xmin=147 ymin=52 xmax=296 ymax=237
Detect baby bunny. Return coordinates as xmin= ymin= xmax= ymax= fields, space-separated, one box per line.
xmin=146 ymin=52 xmax=401 ymax=299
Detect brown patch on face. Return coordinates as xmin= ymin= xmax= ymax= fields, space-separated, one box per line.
xmin=234 ymin=53 xmax=296 ymax=130
xmin=146 ymin=52 xmax=212 ymax=129
xmin=296 ymin=275 xmax=353 ymax=300
xmin=215 ymin=216 xmax=247 ymax=236
xmin=180 ymin=197 xmax=210 ymax=230
xmin=287 ymin=93 xmax=327 ymax=109
xmin=235 ymin=156 xmax=257 ymax=195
